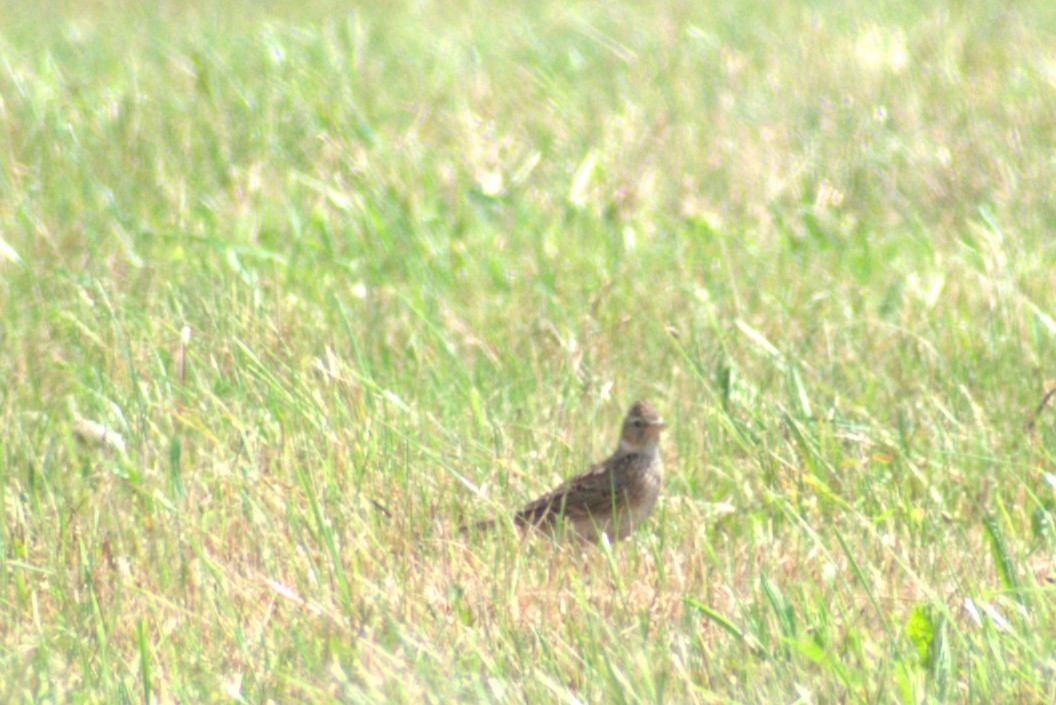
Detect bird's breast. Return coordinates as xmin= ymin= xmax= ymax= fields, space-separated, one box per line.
xmin=629 ymin=454 xmax=663 ymax=523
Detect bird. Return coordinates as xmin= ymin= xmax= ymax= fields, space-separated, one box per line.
xmin=465 ymin=400 xmax=667 ymax=542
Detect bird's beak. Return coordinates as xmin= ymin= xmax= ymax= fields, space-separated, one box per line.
xmin=652 ymin=420 xmax=667 ymax=430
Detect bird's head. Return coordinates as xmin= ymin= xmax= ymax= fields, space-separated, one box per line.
xmin=617 ymin=400 xmax=666 ymax=454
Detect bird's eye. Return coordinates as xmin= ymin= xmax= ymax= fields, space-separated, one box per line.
xmin=633 ymin=419 xmax=645 ymax=428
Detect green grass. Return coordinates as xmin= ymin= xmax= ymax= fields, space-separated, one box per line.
xmin=3 ymin=0 xmax=1056 ymax=701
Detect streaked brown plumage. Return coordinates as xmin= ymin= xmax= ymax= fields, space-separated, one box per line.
xmin=467 ymin=401 xmax=667 ymax=542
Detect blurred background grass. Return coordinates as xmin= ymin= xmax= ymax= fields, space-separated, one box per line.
xmin=2 ymin=0 xmax=1056 ymax=702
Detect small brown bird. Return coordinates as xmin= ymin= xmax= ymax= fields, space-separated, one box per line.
xmin=468 ymin=400 xmax=667 ymax=542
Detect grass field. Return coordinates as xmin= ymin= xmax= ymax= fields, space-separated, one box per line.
xmin=3 ymin=0 xmax=1056 ymax=701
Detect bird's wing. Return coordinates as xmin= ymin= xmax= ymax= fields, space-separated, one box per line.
xmin=515 ymin=456 xmax=635 ymax=527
